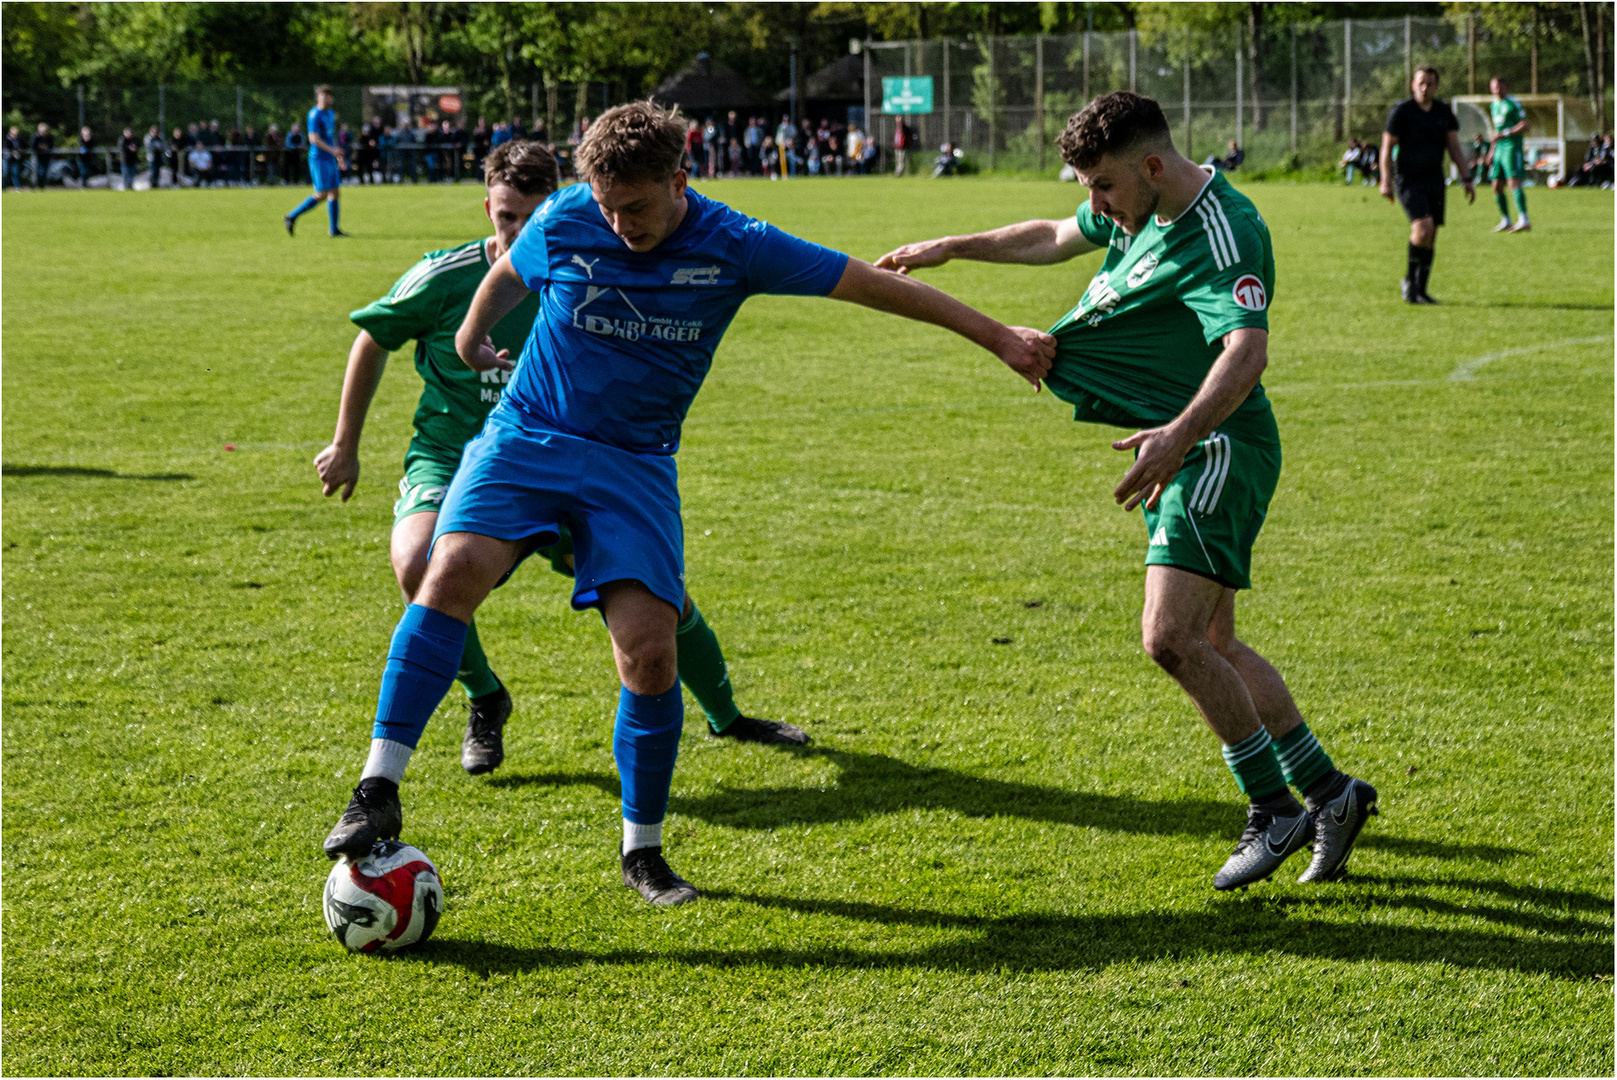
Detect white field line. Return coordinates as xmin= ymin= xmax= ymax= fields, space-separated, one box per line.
xmin=1447 ymin=336 xmax=1613 ymax=382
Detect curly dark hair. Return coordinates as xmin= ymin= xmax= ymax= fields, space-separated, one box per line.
xmin=1056 ymin=92 xmax=1174 ymax=170
xmin=575 ymin=99 xmax=688 ymax=185
xmin=483 ymin=139 xmax=559 ymax=197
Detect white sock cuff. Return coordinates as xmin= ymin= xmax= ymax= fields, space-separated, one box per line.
xmin=361 ymin=738 xmax=414 ymax=784
xmin=622 ymin=818 xmax=663 ymax=854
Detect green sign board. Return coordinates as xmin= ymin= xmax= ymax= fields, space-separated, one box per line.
xmin=881 ymin=76 xmax=934 ymax=115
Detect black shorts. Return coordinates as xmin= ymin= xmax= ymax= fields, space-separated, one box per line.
xmin=1396 ymin=177 xmax=1446 ymax=226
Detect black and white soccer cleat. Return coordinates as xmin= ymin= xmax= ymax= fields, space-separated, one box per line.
xmin=1213 ymin=803 xmax=1315 ymax=891
xmin=461 ymin=680 xmax=512 ymax=775
xmin=712 ymin=714 xmax=809 ymax=745
xmin=1297 ymin=775 xmax=1379 ymax=883
xmin=621 ymin=845 xmax=699 ymax=906
xmin=322 ymin=778 xmax=402 ymax=860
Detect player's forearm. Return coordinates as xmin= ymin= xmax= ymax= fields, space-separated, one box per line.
xmin=1379 ymin=135 xmax=1396 ymax=178
xmin=455 ymin=256 xmax=530 ymax=368
xmin=332 ymin=332 xmax=389 ymax=451
xmin=829 ymin=258 xmax=1018 ymax=353
xmin=311 ymin=135 xmax=340 ymax=156
xmin=942 ymin=219 xmax=1081 ymax=265
xmin=1165 ymin=332 xmax=1268 ymax=448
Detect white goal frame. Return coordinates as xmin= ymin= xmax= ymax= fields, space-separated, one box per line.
xmin=1452 ymin=93 xmax=1572 ymax=181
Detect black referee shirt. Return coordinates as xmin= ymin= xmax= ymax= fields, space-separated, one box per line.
xmin=1385 ymin=97 xmax=1459 ymax=183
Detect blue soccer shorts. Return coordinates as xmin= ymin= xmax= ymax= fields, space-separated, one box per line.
xmin=432 ymin=408 xmax=685 ymax=614
xmin=309 ymin=155 xmax=341 ymax=193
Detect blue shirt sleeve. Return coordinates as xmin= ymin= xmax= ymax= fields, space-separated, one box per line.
xmin=741 ymin=220 xmax=849 ymax=297
xmin=507 ymin=215 xmax=551 ymax=289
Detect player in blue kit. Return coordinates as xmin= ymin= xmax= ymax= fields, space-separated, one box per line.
xmin=322 ymin=100 xmax=1056 ymax=905
xmin=284 ymin=85 xmax=347 ymax=238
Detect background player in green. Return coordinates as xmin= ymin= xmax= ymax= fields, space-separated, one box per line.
xmin=313 ymin=141 xmax=803 ymax=785
xmin=878 ymin=92 xmax=1377 ymax=891
xmin=1381 ymin=66 xmax=1474 ymax=304
xmin=1488 ymin=76 xmax=1532 ymax=232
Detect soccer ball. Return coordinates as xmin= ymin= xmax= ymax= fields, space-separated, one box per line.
xmin=322 ymin=839 xmax=443 ymax=953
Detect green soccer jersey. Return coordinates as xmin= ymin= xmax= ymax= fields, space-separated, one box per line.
xmin=1490 ymin=96 xmax=1527 ymax=153
xmin=349 ymin=239 xmax=542 ymax=458
xmin=1047 ymin=169 xmax=1277 ymax=443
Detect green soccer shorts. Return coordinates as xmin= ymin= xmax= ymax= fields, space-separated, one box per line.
xmin=1140 ymin=428 xmax=1281 ymax=591
xmin=393 ymin=444 xmax=461 ymax=525
xmin=1489 ymin=144 xmax=1525 ymax=181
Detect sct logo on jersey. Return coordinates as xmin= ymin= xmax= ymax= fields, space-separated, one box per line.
xmin=670 ymin=266 xmax=720 ymax=285
xmin=1231 ymin=274 xmax=1267 ymax=311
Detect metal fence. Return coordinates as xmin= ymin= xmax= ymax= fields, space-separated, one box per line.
xmin=861 ymin=15 xmax=1611 ymax=173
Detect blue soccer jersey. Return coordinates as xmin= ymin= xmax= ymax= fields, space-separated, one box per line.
xmin=307 ymin=106 xmax=336 ymax=163
xmin=502 ymin=184 xmax=849 ymax=454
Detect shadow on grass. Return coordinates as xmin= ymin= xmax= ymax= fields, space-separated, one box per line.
xmin=1 ymin=463 xmax=193 ymax=481
xmin=487 ymin=750 xmax=1524 ymax=863
xmin=414 ymin=882 xmax=1611 ymax=978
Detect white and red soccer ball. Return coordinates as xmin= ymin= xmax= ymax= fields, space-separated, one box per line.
xmin=323 ymin=840 xmax=443 ymax=953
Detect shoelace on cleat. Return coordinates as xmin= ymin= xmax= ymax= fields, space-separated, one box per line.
xmin=1231 ymin=811 xmax=1275 ymax=853
xmin=627 ymin=851 xmax=686 ymax=893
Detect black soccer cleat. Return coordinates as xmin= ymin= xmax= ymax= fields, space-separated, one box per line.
xmin=711 ymin=713 xmax=810 ymax=745
xmin=330 ymin=229 xmax=350 ymax=238
xmin=1213 ymin=803 xmax=1315 ymax=891
xmin=1400 ymin=279 xmax=1419 ymax=304
xmin=1298 ymin=775 xmax=1379 ymax=883
xmin=1414 ymin=291 xmax=1439 ymax=305
xmin=621 ymin=845 xmax=699 ymax=906
xmin=283 ymin=213 xmax=295 ymax=236
xmin=461 ymin=680 xmax=512 ymax=775
xmin=323 ymin=778 xmax=402 ymax=860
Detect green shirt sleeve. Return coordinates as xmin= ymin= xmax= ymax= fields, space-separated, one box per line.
xmin=349 ymin=259 xmax=442 ymax=352
xmin=1179 ymin=210 xmax=1274 ymax=344
xmin=1075 ymin=202 xmax=1115 ymax=247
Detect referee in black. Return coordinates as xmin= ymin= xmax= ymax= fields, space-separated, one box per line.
xmin=1380 ymin=66 xmax=1474 ymax=304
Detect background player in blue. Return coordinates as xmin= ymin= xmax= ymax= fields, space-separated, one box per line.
xmin=284 ymin=85 xmax=347 ymax=238
xmin=321 ymin=100 xmax=1057 ymax=906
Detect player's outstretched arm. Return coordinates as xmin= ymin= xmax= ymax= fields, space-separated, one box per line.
xmin=454 ymin=253 xmax=530 ymax=374
xmin=874 ymin=217 xmax=1097 ymax=273
xmin=314 ymin=330 xmax=389 ymax=501
xmin=827 ymin=257 xmax=1055 ymax=389
xmin=1111 ymin=327 xmax=1268 ymax=512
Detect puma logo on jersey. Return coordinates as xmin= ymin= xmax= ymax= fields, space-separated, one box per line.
xmin=571 ymin=255 xmax=600 ymax=278
xmin=1126 ymin=252 xmax=1160 ymax=289
xmin=671 ymin=266 xmax=720 ymax=285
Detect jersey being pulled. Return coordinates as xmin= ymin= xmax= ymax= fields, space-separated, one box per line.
xmin=350 ymin=239 xmax=542 ymax=457
xmin=503 ymin=184 xmax=849 ymax=454
xmin=1490 ymin=95 xmax=1527 ymax=153
xmin=1047 ymin=168 xmax=1277 ymax=444
xmin=307 ymin=106 xmax=337 ymax=164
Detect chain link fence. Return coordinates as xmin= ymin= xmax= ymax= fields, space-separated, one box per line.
xmin=861 ymin=15 xmax=1610 ymax=174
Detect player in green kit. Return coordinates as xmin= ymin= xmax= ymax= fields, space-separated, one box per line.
xmin=314 ymin=141 xmax=804 ymax=784
xmin=879 ymin=93 xmax=1377 ymax=890
xmin=1488 ymin=77 xmax=1531 ymax=232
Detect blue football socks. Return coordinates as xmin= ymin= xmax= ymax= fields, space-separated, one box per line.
xmin=613 ymin=683 xmax=684 ymax=826
xmin=327 ymin=198 xmax=340 ymax=235
xmin=371 ymin=604 xmax=468 ymax=750
xmin=287 ymin=195 xmax=319 ymax=221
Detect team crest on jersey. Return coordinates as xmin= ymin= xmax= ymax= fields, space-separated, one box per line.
xmin=670 ymin=266 xmax=721 ymax=286
xmin=1126 ymin=252 xmax=1160 ymax=289
xmin=1231 ymin=274 xmax=1267 ymax=311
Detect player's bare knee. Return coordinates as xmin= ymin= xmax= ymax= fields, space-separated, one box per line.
xmin=1141 ymin=623 xmax=1194 ymax=676
xmin=617 ymin=639 xmax=678 ymax=696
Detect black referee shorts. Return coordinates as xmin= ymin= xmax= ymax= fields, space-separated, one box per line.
xmin=1396 ymin=177 xmax=1447 ymax=226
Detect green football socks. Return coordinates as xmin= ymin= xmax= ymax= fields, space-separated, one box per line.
xmin=1273 ymin=722 xmax=1337 ymax=795
xmin=1221 ymin=728 xmax=1289 ymax=801
xmin=456 ymin=618 xmax=502 ymax=700
xmin=675 ymin=602 xmax=741 ymax=733
xmin=1494 ymin=189 xmax=1511 ymax=221
xmin=1512 ymin=186 xmax=1528 ymax=219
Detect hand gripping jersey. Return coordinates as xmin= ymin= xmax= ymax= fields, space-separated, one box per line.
xmin=502 ymin=184 xmax=848 ymax=454
xmin=1047 ymin=168 xmax=1277 ymax=445
xmin=308 ymin=106 xmax=337 ymax=164
xmin=349 ymin=239 xmax=543 ymax=458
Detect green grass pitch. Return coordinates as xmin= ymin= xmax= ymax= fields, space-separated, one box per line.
xmin=2 ymin=175 xmax=1612 ymax=1075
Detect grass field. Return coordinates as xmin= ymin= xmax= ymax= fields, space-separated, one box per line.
xmin=3 ymin=175 xmax=1612 ymax=1076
